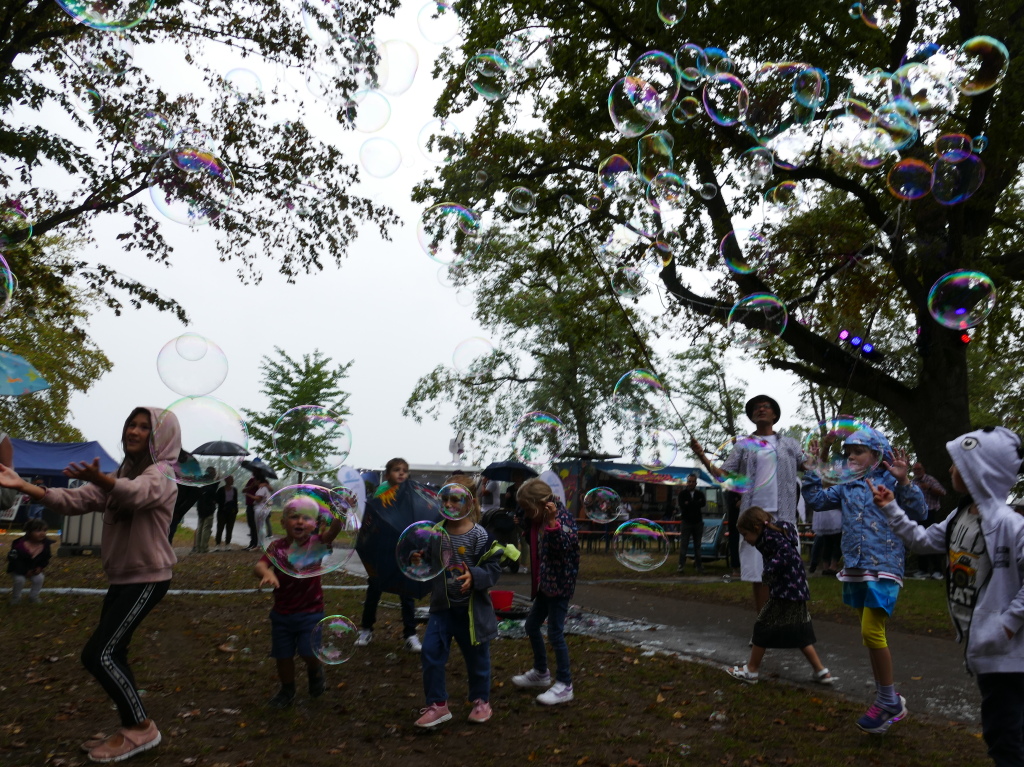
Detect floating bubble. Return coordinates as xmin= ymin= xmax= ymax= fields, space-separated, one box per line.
xmin=737 ymin=147 xmax=773 ymax=185
xmin=699 ymin=183 xmax=717 ymax=200
xmin=801 ymin=417 xmax=880 ymax=485
xmin=657 ymin=0 xmax=686 ymax=27
xmin=708 ymin=435 xmax=777 ymax=493
xmin=417 ymin=203 xmax=483 ymax=266
xmin=583 ymin=487 xmax=622 ymax=523
xmin=359 ymin=138 xmax=402 ymax=178
xmin=223 ymin=68 xmax=262 ymax=103
xmin=257 ymin=484 xmax=359 ymax=578
xmin=586 ymin=194 xmax=603 ymax=211
xmin=351 ymin=91 xmax=391 ymax=132
xmin=927 ymin=270 xmax=996 ymax=330
xmin=74 ymin=87 xmax=104 ymax=116
xmin=700 ymin=47 xmax=733 ymax=76
xmin=84 ymin=33 xmax=135 ymax=76
xmin=792 ymin=66 xmax=829 ymax=110
xmin=396 ymin=521 xmax=452 ymax=581
xmin=0 ymin=253 xmax=14 ymax=316
xmin=628 ymin=427 xmax=679 ymax=471
xmin=608 ymin=76 xmax=659 ymax=138
xmin=871 ymin=96 xmax=919 ymax=151
xmin=55 ymin=0 xmax=154 ymax=30
xmin=558 ymin=194 xmax=574 ymax=211
xmin=507 ymin=186 xmax=536 ymax=214
xmin=598 ymin=154 xmax=634 ymax=192
xmin=466 ymin=49 xmax=512 ymax=102
xmin=418 ymin=119 xmax=465 ymax=165
xmin=766 ymin=180 xmax=800 ymax=208
xmin=671 ymin=96 xmax=702 ymax=123
xmin=895 ymin=60 xmax=957 ymax=121
xmin=853 ymin=0 xmax=900 ymax=31
xmin=703 ymin=73 xmax=749 ymax=127
xmin=727 ymin=293 xmax=788 ymax=349
xmin=455 ymin=288 xmax=474 ymax=307
xmin=0 ymin=205 xmax=33 ymax=251
xmin=272 ymin=405 xmax=352 ymax=475
xmin=475 ymin=170 xmax=489 ymax=184
xmin=645 ymin=171 xmax=687 ymax=214
xmin=156 ymin=333 xmax=228 ymax=396
xmin=611 ymin=266 xmax=646 ymax=297
xmin=934 ymin=133 xmax=972 ymax=162
xmin=744 ymin=62 xmax=816 ymax=141
xmin=886 ymin=158 xmax=932 ymax=201
xmin=151 ymin=396 xmax=248 ymax=486
xmin=675 ymin=43 xmax=708 ymax=91
xmin=973 ymin=135 xmax=989 ymax=153
xmin=130 ymin=110 xmax=173 ymax=157
xmin=824 ymin=115 xmax=894 ymax=169
xmin=612 ymin=369 xmax=668 ymax=423
xmin=626 ymin=51 xmax=681 ymax=119
xmin=637 ymin=130 xmax=674 ymax=183
xmin=719 ymin=230 xmax=769 ymax=275
xmin=438 ymin=482 xmax=475 ymax=521
xmin=148 ymin=150 xmax=234 ymax=226
xmin=931 ymin=154 xmax=984 ymax=206
xmin=612 ymin=519 xmax=669 ymax=572
xmin=417 ymin=1 xmax=460 ymax=45
xmin=453 ymin=337 xmax=495 ymax=377
xmin=511 ymin=411 xmax=565 ymax=468
xmin=313 ymin=615 xmax=358 ymax=665
xmin=378 ymin=39 xmax=419 ymax=95
xmin=955 ymin=36 xmax=1009 ymax=96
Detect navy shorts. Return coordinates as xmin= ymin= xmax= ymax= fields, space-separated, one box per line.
xmin=269 ymin=610 xmax=324 ymax=659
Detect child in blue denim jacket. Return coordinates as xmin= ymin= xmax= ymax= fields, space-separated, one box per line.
xmin=802 ymin=427 xmax=926 ymax=734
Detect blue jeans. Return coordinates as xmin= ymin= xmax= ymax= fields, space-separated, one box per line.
xmin=978 ymin=672 xmax=1024 ymax=767
xmin=525 ymin=592 xmax=572 ymax=685
xmin=421 ymin=606 xmax=491 ymax=705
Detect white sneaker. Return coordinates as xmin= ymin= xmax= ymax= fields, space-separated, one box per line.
xmin=404 ymin=635 xmax=422 ymax=652
xmin=355 ymin=629 xmax=373 ymax=647
xmin=512 ymin=668 xmax=551 ymax=688
xmin=932 ymin=572 xmax=945 ymax=580
xmin=536 ymin=681 xmax=574 ymax=705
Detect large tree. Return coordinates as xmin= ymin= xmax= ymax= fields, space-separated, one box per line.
xmin=415 ymin=0 xmax=1024 ymax=487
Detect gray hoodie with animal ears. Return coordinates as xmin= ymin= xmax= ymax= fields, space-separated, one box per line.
xmin=881 ymin=426 xmax=1024 ymax=675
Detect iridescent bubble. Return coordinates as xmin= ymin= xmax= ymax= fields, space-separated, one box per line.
xmin=671 ymin=96 xmax=702 ymax=123
xmin=934 ymin=134 xmax=973 ymax=162
xmin=801 ymin=417 xmax=880 ymax=485
xmin=507 ymin=186 xmax=536 ymax=214
xmin=895 ymin=60 xmax=957 ymax=121
xmin=511 ymin=411 xmax=565 ymax=469
xmin=378 ymin=39 xmax=419 ymax=96
xmin=417 ymin=203 xmax=483 ymax=266
xmin=886 ymin=158 xmax=932 ymax=200
xmin=223 ymin=68 xmax=262 ymax=103
xmin=130 ymin=110 xmax=174 ymax=157
xmin=148 ymin=150 xmax=234 ymax=226
xmin=871 ymin=97 xmax=919 ymax=151
xmin=703 ymin=73 xmax=749 ymax=127
xmin=396 ymin=521 xmax=452 ymax=581
xmin=792 ymin=67 xmax=829 ymax=109
xmin=475 ymin=170 xmax=488 ymax=184
xmin=359 ymin=138 xmax=402 ymax=178
xmin=608 ymin=76 xmax=660 ymax=138
xmin=932 ymin=154 xmax=985 ymax=206
xmin=587 ymin=194 xmax=603 ymax=211
xmin=598 ymin=154 xmax=634 ymax=192
xmin=0 ymin=205 xmax=33 ymax=251
xmin=699 ymin=183 xmax=717 ymax=200
xmin=417 ymin=1 xmax=460 ymax=45
xmin=973 ymin=135 xmax=989 ymax=153
xmin=955 ymin=36 xmax=1009 ymax=96
xmin=824 ymin=115 xmax=894 ymax=169
xmin=612 ymin=369 xmax=668 ymax=423
xmin=657 ymin=0 xmax=686 ymax=27
xmin=854 ymin=0 xmax=901 ymax=31
xmin=927 ymin=270 xmax=996 ymax=329
xmin=719 ymin=230 xmax=769 ymax=275
xmin=766 ymin=180 xmax=800 ymax=208
xmin=272 ymin=405 xmax=352 ymax=475
xmin=727 ymin=293 xmax=788 ymax=349
xmin=466 ymin=49 xmax=512 ymax=102
xmin=438 ymin=482 xmax=475 ymax=521
xmin=701 ymin=47 xmax=734 ymax=76
xmin=84 ymin=33 xmax=135 ymax=76
xmin=708 ymin=435 xmax=778 ymax=493
xmin=452 ymin=337 xmax=495 ymax=377
xmin=637 ymin=130 xmax=674 ymax=183
xmin=156 ymin=333 xmax=228 ymax=396
xmin=629 ymin=427 xmax=679 ymax=471
xmin=745 ymin=62 xmax=817 ymax=141
xmin=257 ymin=485 xmax=360 ymax=578
xmin=675 ymin=43 xmax=708 ymax=91
xmin=0 ymin=253 xmax=14 ymax=316
xmin=417 ymin=119 xmax=465 ymax=164
xmin=55 ymin=0 xmax=154 ymax=30
xmin=300 ymin=0 xmax=345 ymax=44
xmin=626 ymin=51 xmax=681 ymax=119
xmin=352 ymin=90 xmax=391 ymax=132
xmin=645 ymin=171 xmax=687 ymax=214
xmin=584 ymin=487 xmax=622 ymax=523
xmin=151 ymin=396 xmax=248 ymax=486
xmin=557 ymin=194 xmax=574 ymax=211
xmin=611 ymin=266 xmax=646 ymax=297
xmin=613 ymin=519 xmax=669 ymax=572
xmin=737 ymin=147 xmax=773 ymax=185
xmin=313 ymin=615 xmax=358 ymax=665
xmin=74 ymin=87 xmax=104 ymax=116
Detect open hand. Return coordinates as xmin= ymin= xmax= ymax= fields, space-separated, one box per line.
xmin=259 ymin=571 xmax=280 ymax=590
xmin=883 ymin=447 xmax=911 ymax=484
xmin=63 ymin=458 xmax=106 ymax=484
xmin=867 ymin=479 xmax=894 ymax=507
xmin=456 ymin=570 xmax=473 ymax=593
xmin=0 ymin=462 xmax=25 ymax=490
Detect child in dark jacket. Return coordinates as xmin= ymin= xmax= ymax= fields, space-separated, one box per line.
xmin=512 ymin=477 xmax=580 ymax=706
xmin=6 ymin=518 xmax=52 ymax=604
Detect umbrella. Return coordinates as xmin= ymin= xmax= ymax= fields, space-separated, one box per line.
xmin=241 ymin=458 xmax=278 ymax=480
xmin=355 ymin=479 xmax=441 ymax=599
xmin=192 ymin=440 xmax=248 ymax=456
xmin=481 ymin=460 xmax=539 ymax=482
xmin=0 ymin=350 xmax=49 ymax=396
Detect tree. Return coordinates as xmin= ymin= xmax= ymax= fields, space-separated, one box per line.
xmin=668 ymin=343 xmax=747 ymax=449
xmin=243 ymin=347 xmax=352 ymax=482
xmin=415 ymin=0 xmax=1024 ymax=488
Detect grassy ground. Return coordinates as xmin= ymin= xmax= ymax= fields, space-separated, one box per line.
xmin=0 ymin=529 xmax=986 ymax=766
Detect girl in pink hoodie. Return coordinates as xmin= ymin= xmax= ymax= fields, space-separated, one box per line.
xmin=0 ymin=406 xmax=180 ymax=764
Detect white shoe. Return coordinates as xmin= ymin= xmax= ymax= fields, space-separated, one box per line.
xmin=404 ymin=635 xmax=422 ymax=652
xmin=932 ymin=572 xmax=944 ymax=580
xmin=536 ymin=681 xmax=574 ymax=705
xmin=355 ymin=630 xmax=373 ymax=647
xmin=512 ymin=668 xmax=551 ymax=688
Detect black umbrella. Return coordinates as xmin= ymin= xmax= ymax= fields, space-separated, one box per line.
xmin=192 ymin=440 xmax=249 ymax=456
xmin=481 ymin=460 xmax=539 ymax=482
xmin=241 ymin=458 xmax=279 ymax=480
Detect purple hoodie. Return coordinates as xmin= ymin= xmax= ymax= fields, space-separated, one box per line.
xmin=41 ymin=406 xmax=180 ymax=584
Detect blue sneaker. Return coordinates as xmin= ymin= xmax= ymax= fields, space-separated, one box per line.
xmin=856 ymin=695 xmax=908 ymax=734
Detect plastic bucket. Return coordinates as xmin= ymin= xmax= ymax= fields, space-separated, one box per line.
xmin=491 ymin=590 xmax=514 ymax=611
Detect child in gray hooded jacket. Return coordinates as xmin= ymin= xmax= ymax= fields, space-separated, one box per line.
xmin=871 ymin=426 xmax=1024 ymax=767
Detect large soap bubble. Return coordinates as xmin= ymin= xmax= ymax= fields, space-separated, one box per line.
xmin=149 ymin=150 xmax=234 ymax=226
xmin=272 ymin=405 xmax=352 ymax=475
xmin=931 ymin=154 xmax=984 ymax=206
xmin=511 ymin=411 xmax=565 ymax=468
xmin=378 ymin=39 xmax=419 ymax=95
xmin=627 ymin=427 xmax=678 ymax=471
xmin=313 ymin=615 xmax=358 ymax=665
xmin=396 ymin=521 xmax=452 ymax=581
xmin=707 ymin=435 xmax=777 ymax=493
xmin=583 ymin=487 xmax=622 ymax=523
xmin=626 ymin=51 xmax=681 ymax=120
xmin=156 ymin=333 xmax=228 ymax=396
xmin=801 ymin=417 xmax=880 ymax=485
xmin=453 ymin=337 xmax=495 ymax=377
xmin=727 ymin=293 xmax=788 ymax=350
xmin=927 ymin=270 xmax=996 ymax=330
xmin=418 ymin=119 xmax=465 ymax=165
xmin=954 ymin=36 xmax=1009 ymax=96
xmin=417 ymin=203 xmax=484 ymax=266
xmin=151 ymin=396 xmax=248 ymax=486
xmin=130 ymin=110 xmax=174 ymax=157
xmin=613 ymin=519 xmax=668 ymax=572
xmin=417 ymin=1 xmax=459 ymax=45
xmin=438 ymin=482 xmax=475 ymax=521
xmin=886 ymin=158 xmax=933 ymax=201
xmin=359 ymin=138 xmax=402 ymax=178
xmin=608 ymin=76 xmax=659 ymax=138
xmin=55 ymin=0 xmax=155 ymax=30
xmin=466 ymin=49 xmax=513 ymax=101
xmin=720 ymin=229 xmax=769 ymax=275
xmin=612 ymin=369 xmax=669 ymax=423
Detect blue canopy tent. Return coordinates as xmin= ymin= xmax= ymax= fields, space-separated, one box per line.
xmin=10 ymin=437 xmax=118 ymax=481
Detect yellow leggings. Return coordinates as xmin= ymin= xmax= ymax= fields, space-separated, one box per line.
xmin=859 ymin=607 xmax=889 ymax=649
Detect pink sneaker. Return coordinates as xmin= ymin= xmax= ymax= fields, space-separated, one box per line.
xmin=468 ymin=699 xmax=492 ymax=723
xmin=414 ymin=702 xmax=452 ymax=729
xmin=87 ymin=720 xmax=161 ymax=763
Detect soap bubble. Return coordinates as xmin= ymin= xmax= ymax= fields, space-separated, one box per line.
xmin=955 ymin=36 xmax=1009 ymax=95
xmin=452 ymin=337 xmax=495 ymax=377
xmin=657 ymin=0 xmax=686 ymax=27
xmin=0 ymin=205 xmax=33 ymax=251
xmin=792 ymin=66 xmax=829 ymax=110
xmin=438 ymin=482 xmax=475 ymax=521
xmin=0 ymin=254 xmax=14 ymax=315
xmin=645 ymin=171 xmax=687 ymax=214
xmin=272 ymin=405 xmax=352 ymax=475
xmin=475 ymin=170 xmax=489 ymax=184
xmin=55 ymin=0 xmax=154 ymax=30
xmin=627 ymin=427 xmax=679 ymax=471
xmin=931 ymin=154 xmax=985 ymax=206
xmin=701 ymin=47 xmax=733 ymax=76
xmin=417 ymin=203 xmax=483 ymax=266
xmin=626 ymin=51 xmax=681 ymax=120
xmin=613 ymin=519 xmax=669 ymax=572
xmin=511 ymin=411 xmax=565 ymax=468
xmin=359 ymin=138 xmax=402 ymax=178
xmin=152 ymin=396 xmax=248 ymax=486
xmin=611 ymin=266 xmax=646 ymax=297
xmin=313 ymin=615 xmax=358 ymax=665
xmin=637 ymin=130 xmax=674 ymax=184
xmin=148 ymin=150 xmax=234 ymax=226
xmin=378 ymin=39 xmax=419 ymax=95
xmin=852 ymin=0 xmax=900 ymax=31
xmin=699 ymin=182 xmax=717 ymax=200
xmin=396 ymin=521 xmax=452 ymax=581
xmin=675 ymin=43 xmax=708 ymax=91
xmin=417 ymin=1 xmax=460 ymax=45
xmin=73 ymin=87 xmax=104 ymax=117
xmin=886 ymin=158 xmax=932 ymax=201
xmin=418 ymin=119 xmax=465 ymax=165
xmin=587 ymin=194 xmax=603 ymax=211
xmin=737 ymin=147 xmax=774 ymax=186
xmin=156 ymin=333 xmax=228 ymax=396
xmin=973 ymin=135 xmax=989 ymax=153
xmin=708 ymin=435 xmax=778 ymax=493
xmin=727 ymin=293 xmax=788 ymax=349
xmin=583 ymin=487 xmax=622 ymax=523
xmin=257 ymin=484 xmax=359 ymax=578
xmin=672 ymin=96 xmax=702 ymax=122
xmin=719 ymin=230 xmax=769 ymax=275
xmin=351 ymin=90 xmax=391 ymax=132
xmin=927 ymin=270 xmax=996 ymax=330
xmin=801 ymin=417 xmax=880 ymax=485
xmin=130 ymin=110 xmax=174 ymax=157
xmin=466 ymin=49 xmax=512 ymax=102
xmin=613 ymin=369 xmax=669 ymax=423
xmin=934 ymin=133 xmax=973 ymax=162
xmin=744 ymin=62 xmax=815 ymax=141
xmin=507 ymin=186 xmax=536 ymax=214
xmin=608 ymin=76 xmax=659 ymax=138
xmin=703 ymin=73 xmax=749 ymax=127
xmin=598 ymin=154 xmax=634 ymax=192
xmin=223 ymin=68 xmax=262 ymax=103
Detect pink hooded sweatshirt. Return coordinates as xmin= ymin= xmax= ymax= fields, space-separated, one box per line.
xmin=41 ymin=406 xmax=180 ymax=584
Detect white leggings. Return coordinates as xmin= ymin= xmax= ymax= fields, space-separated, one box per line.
xmin=10 ymin=572 xmax=44 ymax=602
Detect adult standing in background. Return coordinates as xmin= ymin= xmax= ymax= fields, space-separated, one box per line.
xmin=674 ymin=474 xmax=706 ymax=575
xmin=910 ymin=460 xmax=947 ymax=580
xmin=243 ymin=471 xmax=263 ymax=551
xmin=215 ymin=475 xmax=239 ymax=551
xmin=690 ymin=395 xmax=803 ymax=612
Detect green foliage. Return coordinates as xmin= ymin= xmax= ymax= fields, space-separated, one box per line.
xmin=668 ymin=343 xmax=747 ymax=447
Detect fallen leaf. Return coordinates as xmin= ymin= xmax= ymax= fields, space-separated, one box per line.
xmin=911 ymin=676 xmax=922 ymax=681
xmin=672 ymin=711 xmax=683 ymax=719
xmin=656 ymin=693 xmax=666 ymax=703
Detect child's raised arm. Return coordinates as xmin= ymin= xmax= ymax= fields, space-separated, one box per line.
xmin=254 ymin=558 xmax=280 ymax=590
